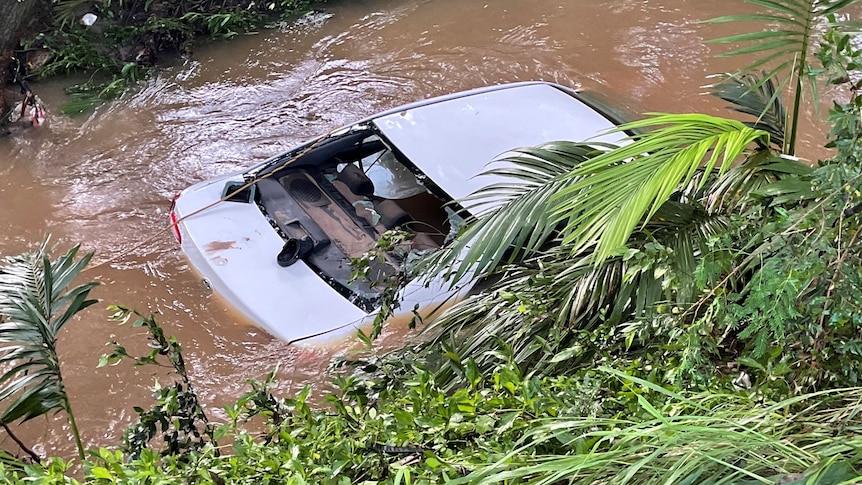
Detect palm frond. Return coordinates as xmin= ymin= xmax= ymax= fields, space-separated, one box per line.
xmin=709 ymin=72 xmax=787 ymax=148
xmin=421 ymin=195 xmax=738 ymax=384
xmin=751 ymin=176 xmax=819 ymax=204
xmin=416 ymin=141 xmax=612 ymax=283
xmin=420 ymin=246 xmax=634 ymax=382
xmin=643 ymin=200 xmax=732 ymax=302
xmin=707 ymin=0 xmax=862 ymax=154
xmin=0 ymin=242 xmax=97 ymax=459
xmin=704 ymin=149 xmax=813 ymax=211
xmin=554 ymin=114 xmax=769 ymax=262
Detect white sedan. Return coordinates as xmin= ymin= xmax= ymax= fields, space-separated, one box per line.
xmin=170 ymin=82 xmax=625 ymax=344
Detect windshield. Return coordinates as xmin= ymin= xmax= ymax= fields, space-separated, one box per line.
xmin=362 ymin=148 xmax=427 ymax=199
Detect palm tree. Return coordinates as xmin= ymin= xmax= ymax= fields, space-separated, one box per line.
xmin=408 ymin=0 xmax=856 ymax=382
xmin=0 ymin=242 xmax=98 ymax=460
xmin=708 ymin=0 xmax=860 ymax=155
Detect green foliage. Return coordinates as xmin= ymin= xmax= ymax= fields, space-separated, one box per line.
xmin=413 ymin=124 xmax=806 ymax=388
xmin=610 ymin=6 xmax=862 ymax=386
xmin=668 ymin=27 xmax=862 ymax=393
xmin=0 ymin=241 xmax=97 ymax=460
xmin=0 ymin=356 xmax=597 ymax=483
xmin=399 ymin=1 xmax=862 ymax=401
xmin=707 ymin=0 xmax=862 ymax=155
xmin=180 ymin=11 xmax=259 ymax=40
xmin=29 ymin=0 xmax=319 ymax=112
xmin=0 ymin=357 xmax=644 ymax=483
xmin=3 ymin=457 xmax=79 ymax=484
xmin=100 ymin=306 xmax=215 ymax=459
xmin=6 ymin=361 xmax=862 ymax=484
xmin=465 ymin=368 xmax=862 ymax=485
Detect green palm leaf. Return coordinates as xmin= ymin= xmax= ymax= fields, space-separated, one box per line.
xmin=420 ymin=255 xmax=618 ymax=383
xmin=554 ymin=114 xmax=769 ymax=263
xmin=709 ymin=72 xmax=787 ymax=148
xmin=707 ymin=0 xmax=861 ymax=154
xmin=0 ymin=242 xmax=97 ymax=459
xmin=416 ymin=141 xmax=611 ymax=283
xmin=422 ymin=197 xmax=737 ymax=383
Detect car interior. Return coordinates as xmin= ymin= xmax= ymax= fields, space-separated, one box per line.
xmin=249 ymin=127 xmax=455 ymax=309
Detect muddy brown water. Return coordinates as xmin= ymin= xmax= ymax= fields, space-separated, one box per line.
xmin=0 ymin=0 xmax=853 ymax=457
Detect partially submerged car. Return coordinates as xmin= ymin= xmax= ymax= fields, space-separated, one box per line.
xmin=170 ymin=82 xmax=626 ymax=344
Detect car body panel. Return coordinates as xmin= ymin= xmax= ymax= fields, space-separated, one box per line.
xmin=373 ymin=83 xmax=627 ymax=201
xmin=174 ymin=175 xmax=369 ymax=343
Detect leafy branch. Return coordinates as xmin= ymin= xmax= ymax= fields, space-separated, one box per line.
xmin=101 ymin=305 xmax=214 ymax=458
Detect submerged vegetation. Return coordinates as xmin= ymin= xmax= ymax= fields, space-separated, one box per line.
xmin=5 ymin=0 xmax=862 ymax=483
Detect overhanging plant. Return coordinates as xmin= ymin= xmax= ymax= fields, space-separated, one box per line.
xmin=406 ymin=0 xmax=862 ymax=385
xmin=0 ymin=241 xmax=98 ymax=460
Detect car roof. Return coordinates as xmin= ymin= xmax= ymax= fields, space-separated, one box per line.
xmin=371 ymin=82 xmax=627 ymax=201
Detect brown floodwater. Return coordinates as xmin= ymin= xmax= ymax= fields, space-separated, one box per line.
xmin=0 ymin=0 xmax=853 ymax=458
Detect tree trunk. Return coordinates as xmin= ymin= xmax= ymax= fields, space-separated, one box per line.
xmin=0 ymin=0 xmax=51 ymax=124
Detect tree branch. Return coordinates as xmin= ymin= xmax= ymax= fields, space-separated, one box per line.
xmin=1 ymin=422 xmax=40 ymax=463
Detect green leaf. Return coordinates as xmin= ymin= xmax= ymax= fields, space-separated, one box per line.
xmin=554 ymin=114 xmax=769 ymax=262
xmin=550 ymin=347 xmax=580 ymax=363
xmin=213 ymin=424 xmax=230 ymax=442
xmin=497 ymin=411 xmax=520 ymax=433
xmin=737 ymin=357 xmax=766 ymax=371
xmin=90 ymin=467 xmax=113 ymax=479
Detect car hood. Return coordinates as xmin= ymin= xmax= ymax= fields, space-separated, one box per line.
xmin=173 ymin=174 xmax=369 ymax=343
xmin=373 ymin=83 xmax=627 ymax=201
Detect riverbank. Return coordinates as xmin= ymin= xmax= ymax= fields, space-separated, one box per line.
xmin=1 ymin=0 xmax=321 ymax=128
